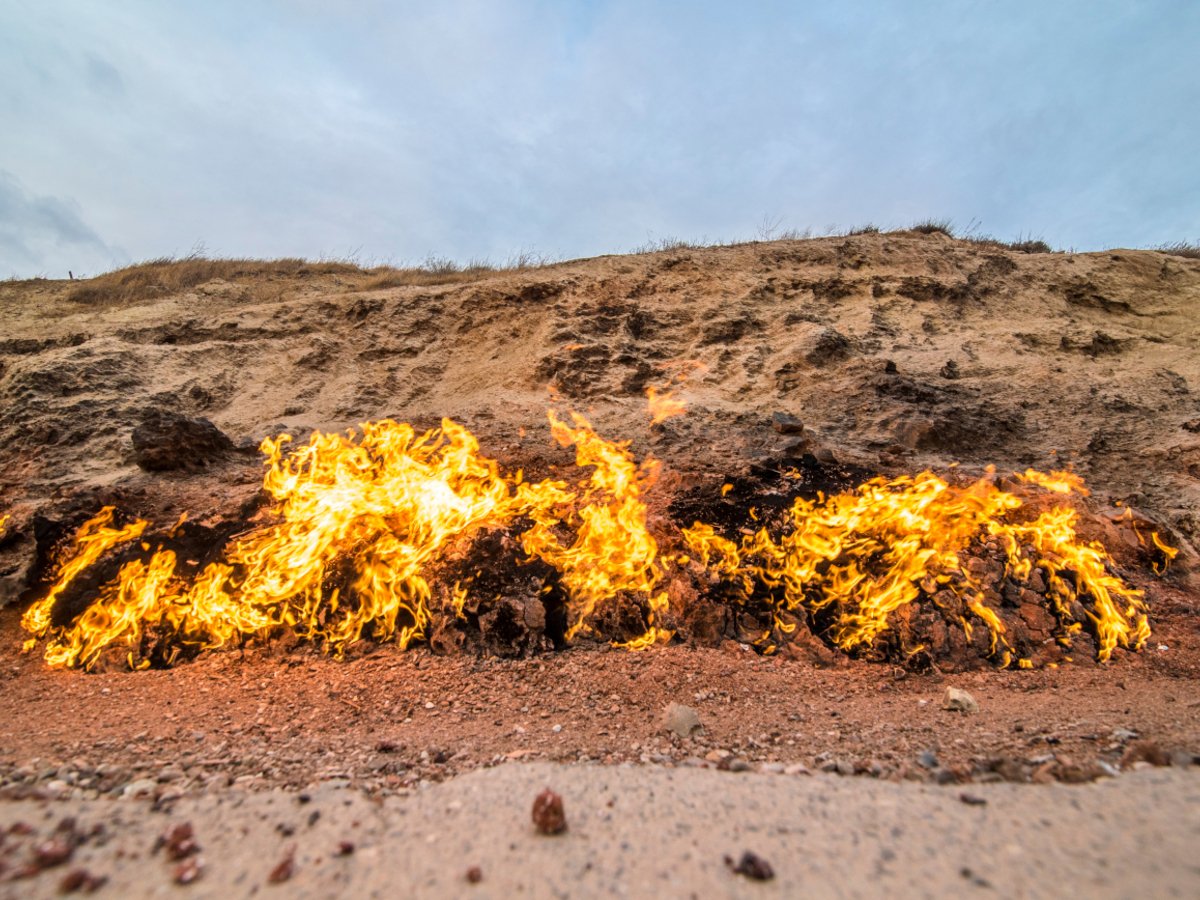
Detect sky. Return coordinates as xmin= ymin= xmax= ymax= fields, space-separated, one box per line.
xmin=2 ymin=0 xmax=1197 ymax=278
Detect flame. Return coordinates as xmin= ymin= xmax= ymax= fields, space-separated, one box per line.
xmin=20 ymin=413 xmax=673 ymax=668
xmin=14 ymin=413 xmax=1173 ymax=670
xmin=1017 ymin=469 xmax=1089 ymax=496
xmin=645 ymin=385 xmax=687 ymax=426
xmin=683 ymin=469 xmax=1165 ymax=663
xmin=521 ymin=411 xmax=671 ymax=645
xmin=20 ymin=508 xmax=148 ymax=647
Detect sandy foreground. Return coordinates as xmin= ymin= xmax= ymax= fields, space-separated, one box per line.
xmin=0 ymin=763 xmax=1196 ymax=899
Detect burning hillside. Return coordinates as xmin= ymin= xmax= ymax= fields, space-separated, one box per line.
xmin=15 ymin=403 xmax=1174 ymax=672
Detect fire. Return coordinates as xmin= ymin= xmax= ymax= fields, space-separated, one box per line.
xmin=14 ymin=412 xmax=1174 ymax=671
xmin=19 ymin=412 xmax=672 ymax=669
xmin=645 ymin=386 xmax=687 ymax=426
xmin=683 ymin=468 xmax=1159 ymax=664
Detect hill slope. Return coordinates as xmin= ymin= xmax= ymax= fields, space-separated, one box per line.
xmin=1 ymin=233 xmax=1199 ymax=602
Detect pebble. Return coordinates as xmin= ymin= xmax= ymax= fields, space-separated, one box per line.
xmin=122 ymin=778 xmax=158 ymax=799
xmin=917 ymin=751 xmax=939 ymax=770
xmin=662 ymin=703 xmax=702 ymax=739
xmin=943 ymin=687 xmax=979 ymax=713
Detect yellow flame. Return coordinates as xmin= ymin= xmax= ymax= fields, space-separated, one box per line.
xmin=645 ymin=385 xmax=687 ymax=426
xmin=1017 ymin=468 xmax=1089 ymax=496
xmin=16 ymin=414 xmax=1172 ymax=670
xmin=684 ymin=469 xmax=1166 ymax=663
xmin=21 ymin=413 xmax=674 ymax=668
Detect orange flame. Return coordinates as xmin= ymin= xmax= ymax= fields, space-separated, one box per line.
xmin=14 ymin=415 xmax=1173 ymax=670
xmin=684 ymin=469 xmax=1164 ymax=664
xmin=19 ymin=413 xmax=673 ymax=668
xmin=645 ymin=386 xmax=687 ymax=426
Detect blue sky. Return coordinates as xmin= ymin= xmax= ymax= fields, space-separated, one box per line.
xmin=2 ymin=0 xmax=1197 ymax=278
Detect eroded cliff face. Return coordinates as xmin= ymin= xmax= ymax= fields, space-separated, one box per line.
xmin=2 ymin=232 xmax=1198 ymax=613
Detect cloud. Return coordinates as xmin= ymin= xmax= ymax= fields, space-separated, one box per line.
xmin=0 ymin=170 xmax=122 ymax=277
xmin=0 ymin=1 xmax=1195 ymax=277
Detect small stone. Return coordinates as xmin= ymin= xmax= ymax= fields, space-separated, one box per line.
xmin=466 ymin=865 xmax=483 ymax=884
xmin=917 ymin=750 xmax=939 ymax=770
xmin=727 ymin=759 xmax=751 ymax=773
xmin=943 ymin=687 xmax=979 ymax=713
xmin=335 ymin=841 xmax=355 ymax=856
xmin=771 ymin=412 xmax=805 ymax=435
xmin=532 ymin=789 xmax=567 ymax=835
xmin=59 ymin=867 xmax=107 ymax=893
xmin=267 ymin=846 xmax=296 ymax=883
xmin=959 ymin=792 xmax=987 ymax=806
xmin=121 ymin=778 xmax=158 ymax=799
xmin=663 ymin=703 xmax=702 ymax=739
xmin=1121 ymin=741 xmax=1171 ymax=769
xmin=726 ymin=851 xmax=774 ymax=881
xmin=173 ymin=858 xmax=203 ymax=885
xmin=33 ymin=837 xmax=74 ymax=868
xmin=160 ymin=822 xmax=199 ymax=861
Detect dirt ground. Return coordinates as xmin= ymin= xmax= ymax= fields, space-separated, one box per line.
xmin=1 ymin=764 xmax=1198 ymax=899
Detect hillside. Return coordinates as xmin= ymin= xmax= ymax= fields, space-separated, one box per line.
xmin=2 ymin=232 xmax=1199 ymax=606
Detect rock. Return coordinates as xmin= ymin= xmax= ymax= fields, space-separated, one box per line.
xmin=267 ymin=846 xmax=297 ymax=883
xmin=940 ymin=360 xmax=961 ymax=379
xmin=121 ymin=778 xmax=158 ymax=799
xmin=59 ymin=868 xmax=107 ymax=893
xmin=662 ymin=703 xmax=702 ymax=739
xmin=131 ymin=411 xmax=235 ymax=471
xmin=33 ymin=837 xmax=74 ymax=868
xmin=173 ymin=858 xmax=203 ymax=885
xmin=943 ymin=687 xmax=979 ymax=713
xmin=531 ymin=788 xmax=567 ymax=835
xmin=771 ymin=412 xmax=805 ymax=435
xmin=726 ymin=851 xmax=774 ymax=881
xmin=802 ymin=327 xmax=854 ymax=366
xmin=917 ymin=750 xmax=939 ymax=770
xmin=466 ymin=865 xmax=483 ymax=884
xmin=1121 ymin=741 xmax=1171 ymax=769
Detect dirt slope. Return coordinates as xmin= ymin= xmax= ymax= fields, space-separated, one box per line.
xmin=2 ymin=235 xmax=1198 ymax=575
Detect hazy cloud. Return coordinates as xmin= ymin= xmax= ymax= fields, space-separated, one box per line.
xmin=2 ymin=0 xmax=1196 ymax=278
xmin=0 ymin=170 xmax=122 ymax=277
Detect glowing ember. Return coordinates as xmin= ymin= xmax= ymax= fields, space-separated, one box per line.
xmin=13 ymin=413 xmax=1174 ymax=670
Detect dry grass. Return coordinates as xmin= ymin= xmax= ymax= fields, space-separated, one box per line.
xmin=48 ymin=251 xmax=565 ymax=305
xmin=64 ymin=256 xmax=367 ymax=305
xmin=909 ymin=218 xmax=956 ymax=237
xmin=1158 ymin=242 xmax=1200 ymax=260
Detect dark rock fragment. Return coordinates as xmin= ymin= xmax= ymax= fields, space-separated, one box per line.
xmin=59 ymin=868 xmax=108 ymax=893
xmin=771 ymin=412 xmax=805 ymax=435
xmin=726 ymin=851 xmax=775 ymax=881
xmin=131 ymin=411 xmax=235 ymax=471
xmin=267 ymin=845 xmax=296 ymax=883
xmin=466 ymin=866 xmax=483 ymax=884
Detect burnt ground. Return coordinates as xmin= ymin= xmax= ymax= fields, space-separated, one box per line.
xmin=1 ymin=588 xmax=1197 ymax=803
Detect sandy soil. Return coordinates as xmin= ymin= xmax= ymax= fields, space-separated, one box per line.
xmin=1 ymin=764 xmax=1197 ymax=898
